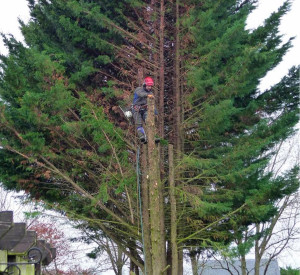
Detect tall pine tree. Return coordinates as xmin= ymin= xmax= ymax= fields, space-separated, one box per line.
xmin=0 ymin=0 xmax=299 ymax=274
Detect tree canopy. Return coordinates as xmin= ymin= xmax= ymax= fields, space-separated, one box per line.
xmin=0 ymin=0 xmax=299 ymax=274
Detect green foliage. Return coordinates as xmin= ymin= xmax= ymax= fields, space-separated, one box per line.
xmin=0 ymin=0 xmax=299 ymax=269
xmin=24 ymin=211 xmax=42 ymax=219
xmin=280 ymin=267 xmax=300 ymax=275
xmin=178 ymin=0 xmax=299 ymax=257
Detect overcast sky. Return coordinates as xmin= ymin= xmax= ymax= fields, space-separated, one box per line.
xmin=0 ymin=0 xmax=299 ymax=272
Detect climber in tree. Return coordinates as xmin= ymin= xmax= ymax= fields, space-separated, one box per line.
xmin=132 ymin=76 xmax=155 ymax=143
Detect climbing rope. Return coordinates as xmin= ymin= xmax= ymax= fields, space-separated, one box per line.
xmin=137 ymin=146 xmax=147 ymax=275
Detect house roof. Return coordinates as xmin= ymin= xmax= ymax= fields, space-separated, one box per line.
xmin=0 ymin=211 xmax=56 ymax=265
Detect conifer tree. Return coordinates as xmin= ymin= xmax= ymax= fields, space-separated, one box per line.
xmin=0 ymin=0 xmax=299 ymax=274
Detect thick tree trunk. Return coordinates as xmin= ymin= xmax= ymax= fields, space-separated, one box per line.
xmin=141 ymin=145 xmax=153 ymax=275
xmin=174 ymin=3 xmax=184 ymax=275
xmin=169 ymin=144 xmax=178 ymax=275
xmin=136 ymin=68 xmax=152 ymax=275
xmin=157 ymin=0 xmax=167 ymax=249
xmin=146 ymin=97 xmax=167 ymax=274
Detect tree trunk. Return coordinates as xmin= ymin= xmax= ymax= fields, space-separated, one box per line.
xmin=141 ymin=145 xmax=153 ymax=275
xmin=146 ymin=97 xmax=167 ymax=274
xmin=166 ymin=241 xmax=172 ymax=275
xmin=236 ymin=236 xmax=247 ymax=275
xmin=158 ymin=2 xmax=167 ymax=259
xmin=129 ymin=244 xmax=141 ymax=275
xmin=241 ymin=254 xmax=247 ymax=275
xmin=169 ymin=144 xmax=178 ymax=275
xmin=190 ymin=253 xmax=199 ymax=275
xmin=158 ymin=0 xmax=165 ymax=139
xmin=130 ymin=258 xmax=137 ymax=275
xmin=174 ymin=0 xmax=182 ymax=154
xmin=174 ymin=4 xmax=183 ymax=273
xmin=116 ymin=246 xmax=123 ymax=275
xmin=178 ymin=249 xmax=184 ymax=275
xmin=151 ymin=0 xmax=159 ymax=105
xmin=255 ymin=224 xmax=261 ymax=275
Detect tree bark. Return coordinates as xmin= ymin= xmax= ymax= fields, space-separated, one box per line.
xmin=158 ymin=2 xmax=167 ymax=256
xmin=236 ymin=236 xmax=247 ymax=275
xmin=151 ymin=0 xmax=159 ymax=103
xmin=255 ymin=224 xmax=261 ymax=275
xmin=166 ymin=241 xmax=172 ymax=275
xmin=146 ymin=97 xmax=167 ymax=274
xmin=174 ymin=0 xmax=182 ymax=154
xmin=241 ymin=254 xmax=247 ymax=275
xmin=169 ymin=144 xmax=178 ymax=275
xmin=174 ymin=3 xmax=184 ymax=275
xmin=116 ymin=246 xmax=123 ymax=275
xmin=178 ymin=249 xmax=184 ymax=275
xmin=137 ymin=67 xmax=153 ymax=275
xmin=141 ymin=145 xmax=153 ymax=275
xmin=158 ymin=0 xmax=165 ymax=139
xmin=190 ymin=253 xmax=198 ymax=275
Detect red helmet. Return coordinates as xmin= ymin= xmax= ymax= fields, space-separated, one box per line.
xmin=144 ymin=77 xmax=154 ymax=86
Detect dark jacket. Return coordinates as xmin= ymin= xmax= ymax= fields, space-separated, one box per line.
xmin=133 ymin=86 xmax=153 ymax=106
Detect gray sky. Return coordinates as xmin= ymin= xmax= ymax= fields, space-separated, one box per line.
xmin=246 ymin=0 xmax=300 ymax=90
xmin=0 ymin=0 xmax=299 ymax=272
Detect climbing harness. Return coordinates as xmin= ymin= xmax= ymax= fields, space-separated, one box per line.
xmin=133 ymin=104 xmax=148 ymax=112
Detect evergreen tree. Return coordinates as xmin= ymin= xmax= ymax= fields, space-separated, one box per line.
xmin=0 ymin=0 xmax=299 ymax=274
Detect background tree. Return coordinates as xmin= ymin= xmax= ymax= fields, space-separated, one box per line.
xmin=175 ymin=0 xmax=299 ymax=271
xmin=280 ymin=267 xmax=300 ymax=275
xmin=253 ymin=193 xmax=300 ymax=275
xmin=186 ymin=133 xmax=300 ymax=275
xmin=75 ymin=224 xmax=129 ymax=275
xmin=29 ymin=220 xmax=98 ymax=275
xmin=85 ymin=236 xmax=128 ymax=275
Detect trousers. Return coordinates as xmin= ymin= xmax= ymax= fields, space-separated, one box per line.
xmin=133 ymin=108 xmax=147 ymax=128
